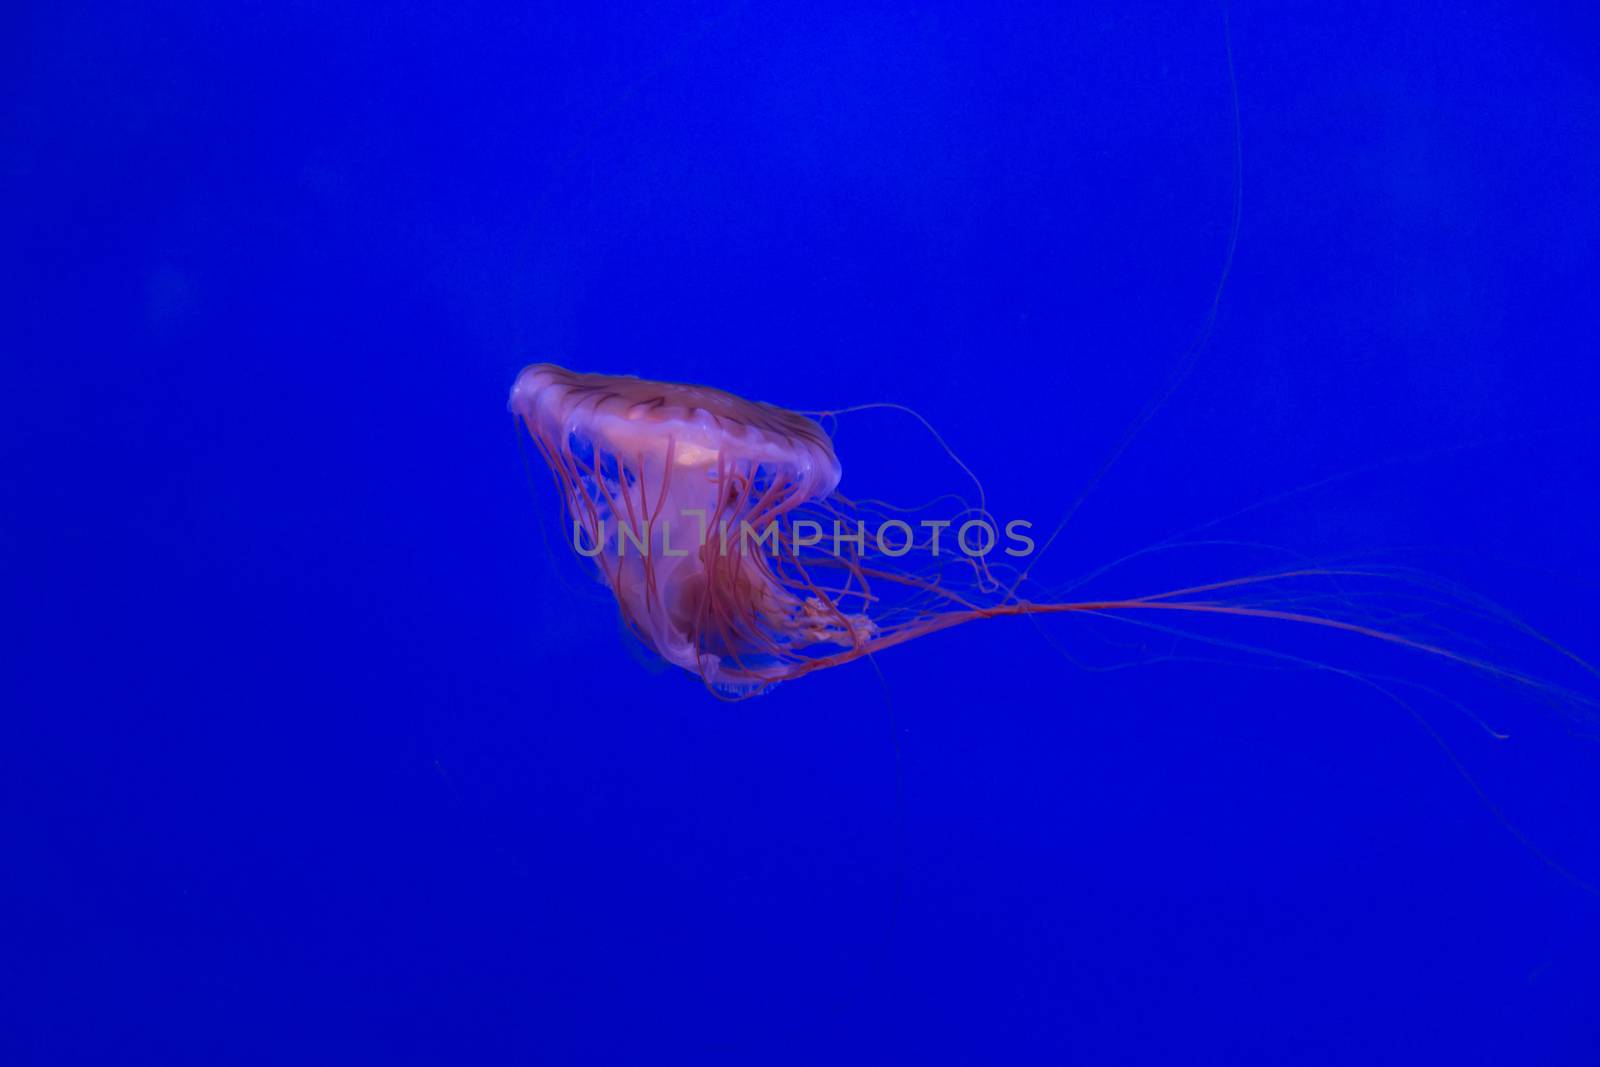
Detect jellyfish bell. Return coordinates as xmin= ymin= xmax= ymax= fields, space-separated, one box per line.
xmin=511 ymin=363 xmax=878 ymax=694
xmin=510 ymin=363 xmax=842 ymax=500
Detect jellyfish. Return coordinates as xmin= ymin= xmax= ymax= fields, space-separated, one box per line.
xmin=511 ymin=363 xmax=1582 ymax=703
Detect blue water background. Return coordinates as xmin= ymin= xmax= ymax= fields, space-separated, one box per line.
xmin=8 ymin=2 xmax=1600 ymax=1063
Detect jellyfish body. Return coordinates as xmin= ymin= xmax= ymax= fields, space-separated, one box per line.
xmin=512 ymin=364 xmax=885 ymax=692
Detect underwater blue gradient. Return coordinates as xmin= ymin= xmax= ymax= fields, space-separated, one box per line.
xmin=7 ymin=2 xmax=1600 ymax=1063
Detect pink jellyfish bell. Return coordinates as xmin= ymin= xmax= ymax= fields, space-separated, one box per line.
xmin=510 ymin=363 xmax=877 ymax=694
